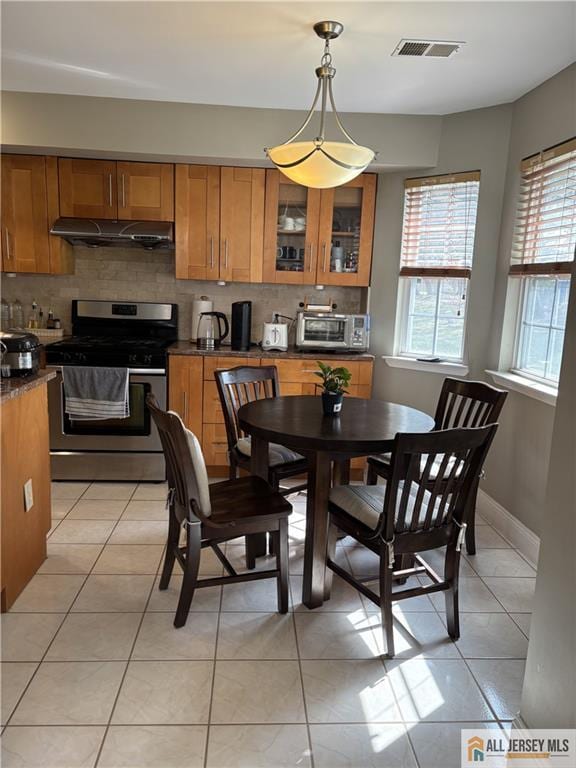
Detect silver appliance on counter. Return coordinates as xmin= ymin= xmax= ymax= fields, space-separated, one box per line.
xmin=46 ymin=300 xmax=178 ymax=482
xmin=295 ymin=311 xmax=370 ymax=352
xmin=0 ymin=331 xmax=41 ymax=377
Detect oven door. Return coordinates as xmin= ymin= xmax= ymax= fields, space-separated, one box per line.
xmin=297 ymin=315 xmax=350 ymax=348
xmin=48 ymin=368 xmax=166 ymax=452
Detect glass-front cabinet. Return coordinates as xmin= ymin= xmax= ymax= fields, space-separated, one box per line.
xmin=263 ymin=171 xmax=376 ymax=287
xmin=263 ymin=172 xmax=321 ymax=284
xmin=316 ymin=174 xmax=377 ymax=286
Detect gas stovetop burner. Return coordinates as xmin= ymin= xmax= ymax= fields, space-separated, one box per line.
xmin=45 ymin=299 xmax=178 ymax=369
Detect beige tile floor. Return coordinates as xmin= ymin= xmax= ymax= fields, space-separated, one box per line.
xmin=0 ymin=480 xmax=535 ymax=768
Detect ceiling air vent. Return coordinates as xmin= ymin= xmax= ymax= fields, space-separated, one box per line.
xmin=392 ymin=39 xmax=463 ymax=58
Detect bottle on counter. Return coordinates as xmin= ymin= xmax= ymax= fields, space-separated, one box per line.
xmin=1 ymin=298 xmax=9 ymax=329
xmin=28 ymin=300 xmax=39 ymax=329
xmin=12 ymin=299 xmax=24 ymax=329
xmin=46 ymin=308 xmax=55 ymax=330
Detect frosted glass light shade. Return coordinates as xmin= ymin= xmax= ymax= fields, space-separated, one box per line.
xmin=266 ymin=141 xmax=375 ymax=188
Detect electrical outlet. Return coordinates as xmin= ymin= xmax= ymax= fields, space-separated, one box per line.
xmin=24 ymin=479 xmax=34 ymax=512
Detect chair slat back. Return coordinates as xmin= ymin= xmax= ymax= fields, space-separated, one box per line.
xmin=146 ymin=394 xmax=208 ymax=525
xmin=381 ymin=425 xmax=498 ymax=540
xmin=435 ymin=379 xmax=507 ymax=431
xmin=215 ymin=365 xmax=279 ymax=451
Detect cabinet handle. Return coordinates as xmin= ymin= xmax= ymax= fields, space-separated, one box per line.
xmin=209 ymin=236 xmax=214 ymax=269
xmin=121 ymin=174 xmax=126 ymax=208
xmin=183 ymin=391 xmax=188 ymax=421
xmin=308 ymin=243 xmax=314 ymax=272
xmin=108 ymin=174 xmax=113 ymax=207
xmin=224 ymin=239 xmax=229 ymax=269
xmin=4 ymin=230 xmax=11 ymax=261
xmin=322 ymin=243 xmax=327 ymax=272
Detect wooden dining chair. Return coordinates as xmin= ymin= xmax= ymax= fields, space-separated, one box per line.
xmin=147 ymin=394 xmax=292 ymax=628
xmin=215 ymin=365 xmax=308 ymax=568
xmin=366 ymin=378 xmax=507 ymax=554
xmin=327 ymin=424 xmax=498 ymax=658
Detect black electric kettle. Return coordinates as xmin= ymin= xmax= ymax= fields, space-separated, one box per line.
xmin=196 ymin=311 xmax=229 ymax=350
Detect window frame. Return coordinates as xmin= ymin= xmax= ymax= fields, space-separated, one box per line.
xmin=397 ymin=275 xmax=470 ymax=362
xmin=395 ymin=170 xmax=481 ymax=364
xmin=508 ymin=137 xmax=575 ymax=387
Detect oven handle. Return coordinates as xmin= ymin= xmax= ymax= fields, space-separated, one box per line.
xmin=46 ymin=366 xmax=166 ymax=375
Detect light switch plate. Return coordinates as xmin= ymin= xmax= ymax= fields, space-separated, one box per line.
xmin=24 ymin=479 xmax=34 ymax=512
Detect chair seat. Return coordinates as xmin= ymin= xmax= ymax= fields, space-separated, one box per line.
xmin=236 ymin=436 xmax=304 ymax=467
xmin=329 ymin=482 xmax=448 ymax=532
xmin=368 ymin=452 xmax=462 ymax=480
xmin=208 ymin=475 xmax=292 ymax=524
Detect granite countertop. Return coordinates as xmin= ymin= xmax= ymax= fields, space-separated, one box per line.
xmin=0 ymin=369 xmax=57 ymax=405
xmin=168 ymin=341 xmax=375 ymax=362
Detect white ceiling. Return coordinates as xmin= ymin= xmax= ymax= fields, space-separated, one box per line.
xmin=2 ymin=1 xmax=575 ymax=115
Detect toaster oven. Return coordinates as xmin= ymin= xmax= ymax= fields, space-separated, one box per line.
xmin=295 ymin=312 xmax=370 ymax=352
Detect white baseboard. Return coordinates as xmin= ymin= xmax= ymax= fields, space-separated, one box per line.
xmin=476 ymin=489 xmax=540 ymax=568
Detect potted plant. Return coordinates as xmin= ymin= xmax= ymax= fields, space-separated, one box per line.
xmin=315 ymin=361 xmax=352 ymax=416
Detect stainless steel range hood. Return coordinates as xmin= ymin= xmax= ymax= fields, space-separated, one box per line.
xmin=50 ymin=218 xmax=174 ymax=249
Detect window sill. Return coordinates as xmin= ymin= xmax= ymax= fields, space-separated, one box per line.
xmin=486 ymin=370 xmax=557 ymax=406
xmin=383 ymin=356 xmax=469 ymax=376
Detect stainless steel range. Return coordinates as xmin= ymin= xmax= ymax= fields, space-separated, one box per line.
xmin=46 ymin=300 xmax=178 ymax=482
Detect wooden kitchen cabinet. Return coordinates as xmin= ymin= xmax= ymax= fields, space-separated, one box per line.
xmin=175 ymin=165 xmax=220 ymax=280
xmin=167 ymin=356 xmax=203 ymax=438
xmin=220 ymin=167 xmax=265 ymax=283
xmin=117 ymin=162 xmax=174 ymax=221
xmin=168 ymin=353 xmax=373 ymax=474
xmin=1 ymin=155 xmax=73 ymax=275
xmin=59 ymin=159 xmax=174 ymax=221
xmin=262 ymin=171 xmax=376 ymax=287
xmin=175 ymin=166 xmax=265 ymax=283
xmin=59 ymin=158 xmax=118 ymax=219
xmin=263 ymin=171 xmax=321 ymax=284
xmin=316 ymin=174 xmax=377 ymax=286
xmin=1 ymin=380 xmax=52 ymax=611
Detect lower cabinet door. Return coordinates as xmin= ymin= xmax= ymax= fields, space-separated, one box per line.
xmin=203 ymin=423 xmax=229 ymax=467
xmin=168 ymin=357 xmax=203 ymax=437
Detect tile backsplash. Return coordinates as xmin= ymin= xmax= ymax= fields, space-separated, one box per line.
xmin=1 ymin=247 xmax=364 ymax=341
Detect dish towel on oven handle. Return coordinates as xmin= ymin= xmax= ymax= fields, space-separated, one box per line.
xmin=63 ymin=366 xmax=130 ymax=420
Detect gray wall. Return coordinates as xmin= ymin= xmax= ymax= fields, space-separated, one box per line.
xmin=369 ymin=65 xmax=575 ymax=536
xmin=1 ymin=91 xmax=441 ymax=171
xmin=520 ymin=264 xmax=576 ymax=728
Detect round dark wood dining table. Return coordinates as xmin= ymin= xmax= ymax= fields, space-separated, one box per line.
xmin=238 ymin=395 xmax=435 ymax=609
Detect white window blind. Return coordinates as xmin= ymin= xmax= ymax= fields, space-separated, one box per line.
xmin=510 ymin=137 xmax=576 ymax=275
xmin=401 ymin=171 xmax=480 ymax=278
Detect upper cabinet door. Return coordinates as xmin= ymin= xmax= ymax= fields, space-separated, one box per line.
xmin=175 ymin=165 xmax=220 ymax=280
xmin=59 ymin=159 xmax=117 ymax=219
xmin=263 ymin=170 xmax=321 ymax=285
xmin=316 ymin=174 xmax=377 ymax=287
xmin=1 ymin=155 xmax=51 ymax=274
xmin=219 ymin=168 xmax=265 ymax=283
xmin=117 ymin=162 xmax=174 ymax=221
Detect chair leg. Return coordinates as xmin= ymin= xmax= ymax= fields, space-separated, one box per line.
xmin=366 ymin=463 xmax=379 ymax=486
xmin=174 ymin=522 xmax=201 ymax=628
xmin=267 ymin=474 xmax=280 ymax=556
xmin=228 ymin=456 xmax=238 ymax=481
xmin=465 ymin=481 xmax=479 ymax=555
xmin=444 ymin=544 xmax=461 ymax=640
xmin=276 ymin=518 xmax=289 ymax=614
xmin=379 ymin=543 xmax=395 ymax=658
xmin=159 ymin=509 xmax=179 ymax=590
xmin=324 ymin=521 xmax=339 ymax=601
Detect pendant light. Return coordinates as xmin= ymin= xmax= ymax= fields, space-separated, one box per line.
xmin=265 ymin=21 xmax=376 ymax=189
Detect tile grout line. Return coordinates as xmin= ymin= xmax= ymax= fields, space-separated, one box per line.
xmin=92 ymin=482 xmax=165 ymax=768
xmin=3 ymin=483 xmax=136 ymax=730
xmin=291 ymin=576 xmax=316 ymax=768
xmin=203 ymin=547 xmax=225 ymax=768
